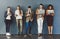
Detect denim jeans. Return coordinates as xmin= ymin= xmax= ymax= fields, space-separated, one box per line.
xmin=25 ymin=21 xmax=32 ymax=34
xmin=25 ymin=21 xmax=29 ymax=34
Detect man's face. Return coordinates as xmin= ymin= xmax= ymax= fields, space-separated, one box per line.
xmin=39 ymin=5 xmax=43 ymax=9
xmin=28 ymin=8 xmax=31 ymax=11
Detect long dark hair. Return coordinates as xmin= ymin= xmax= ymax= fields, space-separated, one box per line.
xmin=17 ymin=5 xmax=21 ymax=14
xmin=17 ymin=5 xmax=21 ymax=10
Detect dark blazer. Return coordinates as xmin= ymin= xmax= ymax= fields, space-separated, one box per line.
xmin=4 ymin=11 xmax=13 ymax=22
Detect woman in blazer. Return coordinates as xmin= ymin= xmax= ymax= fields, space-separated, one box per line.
xmin=4 ymin=7 xmax=13 ymax=36
xmin=36 ymin=4 xmax=45 ymax=37
xmin=24 ymin=6 xmax=34 ymax=37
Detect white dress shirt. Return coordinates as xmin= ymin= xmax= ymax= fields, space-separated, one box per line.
xmin=38 ymin=9 xmax=45 ymax=15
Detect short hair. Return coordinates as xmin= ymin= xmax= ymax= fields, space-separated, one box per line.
xmin=7 ymin=6 xmax=11 ymax=8
xmin=28 ymin=6 xmax=31 ymax=8
xmin=40 ymin=4 xmax=44 ymax=9
xmin=40 ymin=4 xmax=43 ymax=6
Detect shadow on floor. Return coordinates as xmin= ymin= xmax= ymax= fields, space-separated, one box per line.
xmin=0 ymin=34 xmax=60 ymax=39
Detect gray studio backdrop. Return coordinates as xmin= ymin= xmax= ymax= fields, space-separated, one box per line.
xmin=0 ymin=0 xmax=60 ymax=34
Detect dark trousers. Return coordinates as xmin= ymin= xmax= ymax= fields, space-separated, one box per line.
xmin=5 ymin=20 xmax=11 ymax=32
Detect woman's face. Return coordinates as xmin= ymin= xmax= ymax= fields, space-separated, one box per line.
xmin=7 ymin=8 xmax=11 ymax=11
xmin=49 ymin=6 xmax=52 ymax=9
xmin=17 ymin=6 xmax=20 ymax=10
xmin=39 ymin=5 xmax=43 ymax=9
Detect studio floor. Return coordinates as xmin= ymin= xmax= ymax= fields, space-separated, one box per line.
xmin=0 ymin=34 xmax=60 ymax=39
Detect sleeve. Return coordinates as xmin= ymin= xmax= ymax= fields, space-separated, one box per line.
xmin=10 ymin=11 xmax=13 ymax=16
xmin=31 ymin=11 xmax=34 ymax=18
xmin=15 ymin=10 xmax=17 ymax=17
xmin=15 ymin=10 xmax=16 ymax=15
xmin=25 ymin=11 xmax=27 ymax=17
xmin=4 ymin=11 xmax=7 ymax=22
xmin=52 ymin=10 xmax=54 ymax=13
xmin=46 ymin=10 xmax=48 ymax=15
xmin=21 ymin=10 xmax=23 ymax=16
xmin=4 ymin=11 xmax=7 ymax=18
xmin=11 ymin=11 xmax=14 ymax=22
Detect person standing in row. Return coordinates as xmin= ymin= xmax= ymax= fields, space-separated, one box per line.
xmin=46 ymin=4 xmax=54 ymax=34
xmin=4 ymin=7 xmax=13 ymax=37
xmin=36 ymin=4 xmax=45 ymax=37
xmin=15 ymin=5 xmax=23 ymax=34
xmin=24 ymin=6 xmax=34 ymax=37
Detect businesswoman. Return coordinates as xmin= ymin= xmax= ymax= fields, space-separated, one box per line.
xmin=46 ymin=4 xmax=54 ymax=34
xmin=4 ymin=7 xmax=13 ymax=36
xmin=15 ymin=5 xmax=23 ymax=34
xmin=36 ymin=4 xmax=45 ymax=37
xmin=24 ymin=6 xmax=34 ymax=37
